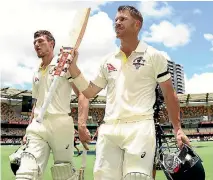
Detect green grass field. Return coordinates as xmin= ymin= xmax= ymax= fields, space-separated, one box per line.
xmin=1 ymin=141 xmax=213 ymax=180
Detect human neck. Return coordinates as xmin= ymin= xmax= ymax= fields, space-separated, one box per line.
xmin=120 ymin=36 xmax=139 ymax=57
xmin=41 ymin=53 xmax=54 ymax=68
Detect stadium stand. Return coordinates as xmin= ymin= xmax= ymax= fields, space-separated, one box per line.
xmin=1 ymin=88 xmax=213 ymax=145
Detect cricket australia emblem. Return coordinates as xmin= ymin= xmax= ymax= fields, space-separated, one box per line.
xmin=132 ymin=56 xmax=146 ymax=70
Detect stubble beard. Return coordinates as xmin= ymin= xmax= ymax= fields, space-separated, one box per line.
xmin=37 ymin=54 xmax=44 ymax=58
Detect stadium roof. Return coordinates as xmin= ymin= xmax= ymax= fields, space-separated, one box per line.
xmin=71 ymin=94 xmax=106 ymax=103
xmin=1 ymin=87 xmax=213 ymax=105
xmin=177 ymin=93 xmax=213 ymax=104
xmin=0 ymin=87 xmax=32 ymax=99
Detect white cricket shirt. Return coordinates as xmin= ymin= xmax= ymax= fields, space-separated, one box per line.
xmin=92 ymin=41 xmax=171 ymax=123
xmin=32 ymin=56 xmax=73 ymax=115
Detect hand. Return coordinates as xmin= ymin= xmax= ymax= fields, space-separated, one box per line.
xmin=175 ymin=129 xmax=190 ymax=149
xmin=71 ymin=48 xmax=79 ymax=65
xmin=62 ymin=48 xmax=78 ymax=66
xmin=78 ymin=125 xmax=91 ymax=150
xmin=59 ymin=47 xmax=78 ymax=64
xmin=67 ymin=48 xmax=81 ymax=78
xmin=22 ymin=135 xmax=27 ymax=145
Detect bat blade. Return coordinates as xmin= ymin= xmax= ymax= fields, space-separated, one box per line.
xmin=67 ymin=8 xmax=91 ymax=49
xmin=78 ymin=148 xmax=87 ymax=180
xmin=78 ymin=168 xmax=85 ymax=180
xmin=53 ymin=8 xmax=91 ymax=77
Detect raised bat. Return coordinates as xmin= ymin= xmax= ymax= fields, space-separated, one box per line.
xmin=36 ymin=8 xmax=91 ymax=123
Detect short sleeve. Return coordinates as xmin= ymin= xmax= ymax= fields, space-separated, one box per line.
xmin=152 ymin=52 xmax=171 ymax=83
xmin=32 ymin=73 xmax=38 ymax=99
xmin=91 ymin=57 xmax=109 ymax=89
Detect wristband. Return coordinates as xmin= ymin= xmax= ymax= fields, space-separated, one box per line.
xmin=73 ymin=73 xmax=89 ymax=92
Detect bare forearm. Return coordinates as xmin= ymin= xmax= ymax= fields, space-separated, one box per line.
xmin=68 ymin=49 xmax=103 ymax=99
xmin=69 ymin=68 xmax=102 ymax=99
xmin=69 ymin=64 xmax=81 ymax=78
xmin=29 ymin=99 xmax=36 ymax=124
xmin=164 ymin=93 xmax=181 ymax=133
xmin=78 ymin=93 xmax=89 ymax=126
xmin=69 ymin=66 xmax=92 ymax=98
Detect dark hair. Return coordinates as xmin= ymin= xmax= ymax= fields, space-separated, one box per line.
xmin=118 ymin=5 xmax=143 ymax=29
xmin=34 ymin=30 xmax=55 ymax=48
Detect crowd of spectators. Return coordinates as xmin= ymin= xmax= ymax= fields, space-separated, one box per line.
xmin=1 ymin=103 xmax=30 ymax=124
xmin=1 ymin=128 xmax=25 ymax=136
xmin=70 ymin=107 xmax=105 ymax=124
xmin=2 ymin=102 xmax=213 ymax=125
xmin=1 ymin=138 xmax=22 ymax=144
xmin=1 ymin=102 xmax=213 ymax=144
xmin=183 ymin=136 xmax=213 ymax=141
xmin=163 ymin=127 xmax=213 ymax=135
xmin=161 ymin=105 xmax=213 ymax=122
xmin=1 ymin=102 xmax=106 ymax=125
xmin=180 ymin=106 xmax=209 ymax=118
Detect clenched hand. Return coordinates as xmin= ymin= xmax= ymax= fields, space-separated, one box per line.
xmin=175 ymin=129 xmax=190 ymax=149
xmin=78 ymin=125 xmax=91 ymax=150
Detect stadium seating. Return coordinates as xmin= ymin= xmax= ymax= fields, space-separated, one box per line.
xmin=71 ymin=107 xmax=105 ymax=124
xmin=1 ymin=128 xmax=25 ymax=136
xmin=1 ymin=103 xmax=30 ymax=124
xmin=162 ymin=105 xmax=213 ymax=122
xmin=1 ymin=102 xmax=213 ymax=145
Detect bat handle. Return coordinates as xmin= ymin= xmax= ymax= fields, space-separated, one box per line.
xmin=36 ymin=76 xmax=60 ymax=122
xmin=82 ymin=147 xmax=87 ymax=168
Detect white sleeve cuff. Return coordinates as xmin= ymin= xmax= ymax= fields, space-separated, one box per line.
xmin=91 ymin=78 xmax=107 ymax=89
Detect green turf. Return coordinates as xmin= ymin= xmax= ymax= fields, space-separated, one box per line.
xmin=1 ymin=141 xmax=213 ymax=180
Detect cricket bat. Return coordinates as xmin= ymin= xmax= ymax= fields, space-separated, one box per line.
xmin=78 ymin=147 xmax=87 ymax=180
xmin=36 ymin=8 xmax=91 ymax=123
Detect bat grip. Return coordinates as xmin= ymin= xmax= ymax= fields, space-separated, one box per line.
xmin=36 ymin=76 xmax=60 ymax=122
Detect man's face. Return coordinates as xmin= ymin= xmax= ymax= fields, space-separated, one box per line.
xmin=33 ymin=35 xmax=53 ymax=58
xmin=114 ymin=10 xmax=139 ymax=39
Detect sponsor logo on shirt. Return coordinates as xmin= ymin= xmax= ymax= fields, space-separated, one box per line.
xmin=34 ymin=77 xmax=39 ymax=82
xmin=107 ymin=63 xmax=117 ymax=73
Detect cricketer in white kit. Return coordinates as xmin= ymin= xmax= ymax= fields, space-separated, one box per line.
xmin=15 ymin=30 xmax=91 ymax=180
xmin=68 ymin=5 xmax=190 ymax=180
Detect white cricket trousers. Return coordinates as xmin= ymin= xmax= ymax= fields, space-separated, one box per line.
xmin=94 ymin=119 xmax=156 ymax=180
xmin=16 ymin=113 xmax=75 ymax=178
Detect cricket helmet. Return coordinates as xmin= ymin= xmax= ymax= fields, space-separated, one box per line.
xmin=158 ymin=144 xmax=205 ymax=180
xmin=9 ymin=144 xmax=27 ymax=175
